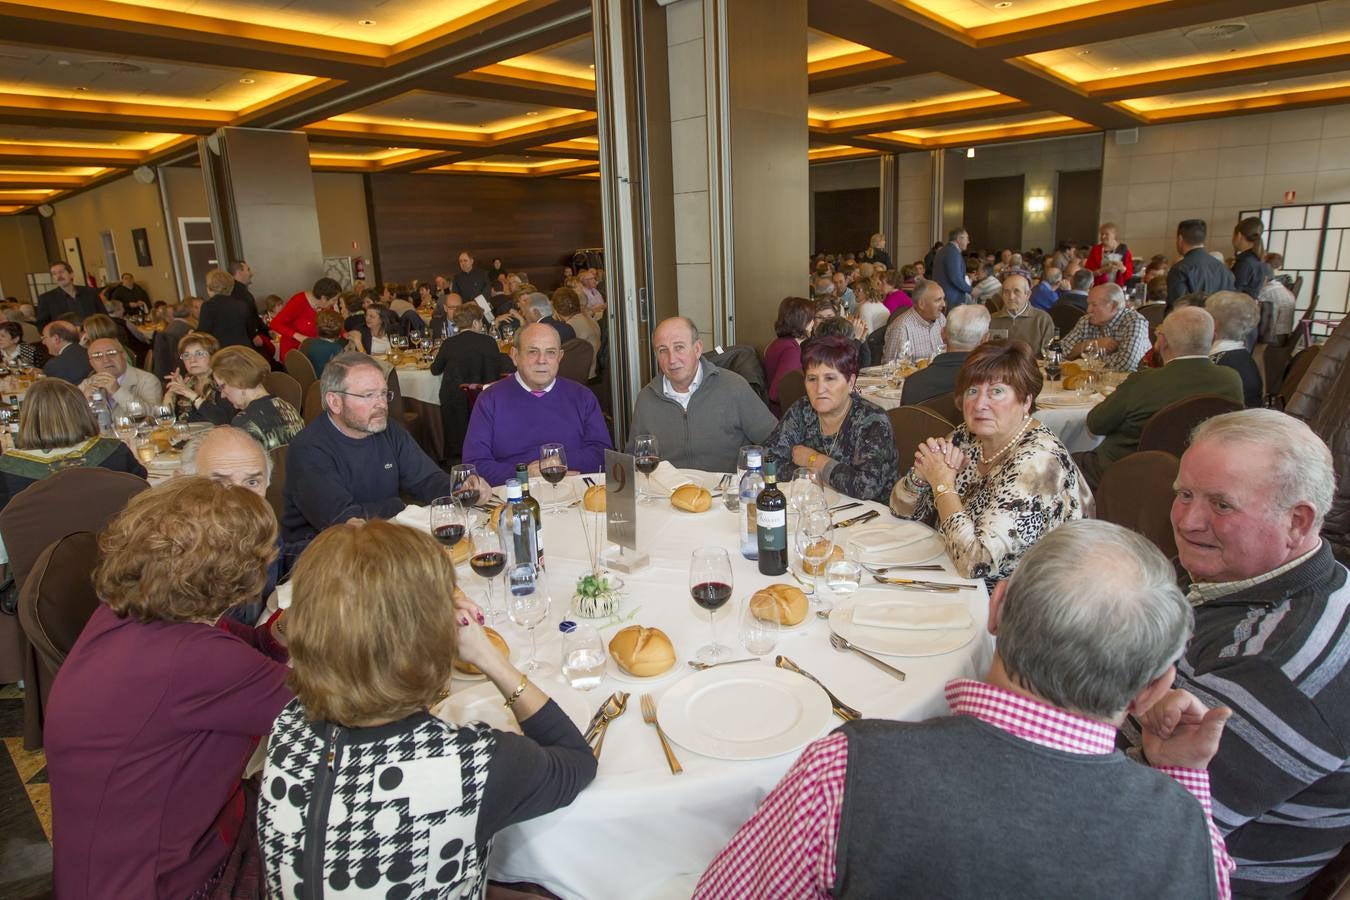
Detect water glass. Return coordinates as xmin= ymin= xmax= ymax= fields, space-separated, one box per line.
xmin=508 ymin=582 xmax=552 ymax=675
xmin=134 ymin=433 xmax=156 ymax=465
xmin=739 ymin=596 xmax=780 ymax=656
xmin=795 ymin=509 xmax=835 ymax=607
xmin=1075 ymin=371 xmax=1098 ymax=400
xmin=152 ymin=404 xmax=174 ymax=428
xmin=560 ymin=622 xmax=605 ymax=691
xmin=825 ymin=558 xmax=863 ymax=596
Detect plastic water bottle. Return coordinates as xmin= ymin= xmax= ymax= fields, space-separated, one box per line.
xmin=738 ymin=451 xmax=765 ymax=560
xmin=89 ymin=388 xmax=112 ymax=436
xmin=500 ymin=479 xmax=538 ymax=595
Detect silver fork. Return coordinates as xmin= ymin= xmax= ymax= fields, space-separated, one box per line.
xmin=776 ymin=655 xmax=862 ymax=721
xmin=829 ymin=632 xmax=906 ymax=681
xmin=640 ymin=694 xmax=683 ymax=775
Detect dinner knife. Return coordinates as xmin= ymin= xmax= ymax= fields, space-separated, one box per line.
xmin=871 ymin=575 xmax=972 ymax=591
xmin=834 ymin=509 xmax=880 ymax=529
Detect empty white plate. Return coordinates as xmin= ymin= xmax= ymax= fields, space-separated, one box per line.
xmin=845 ymin=521 xmax=946 ymax=565
xmin=828 ymin=595 xmax=978 ymax=657
xmin=432 ymin=680 xmax=592 ymax=734
xmin=657 ymin=665 xmax=833 ymax=760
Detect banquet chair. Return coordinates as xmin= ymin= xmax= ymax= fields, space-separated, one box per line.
xmin=1049 ymin=302 xmax=1086 ymax=335
xmin=1136 ymin=394 xmax=1243 ymax=457
xmin=20 ymin=322 xmax=39 ymax=344
xmin=284 ymin=349 xmax=317 ymax=395
xmin=888 ymin=406 xmax=956 ymax=470
xmin=17 ymin=531 xmax=101 ymax=751
xmin=0 ymin=467 xmax=148 ymax=749
xmin=1094 ymin=451 xmax=1179 ymax=559
xmin=776 ymin=369 xmax=806 ymax=414
xmin=558 ymin=338 xmax=594 ymax=384
xmin=301 ymin=380 xmax=323 ymax=423
xmin=917 ymin=391 xmax=960 ymax=426
xmin=387 ymin=367 xmax=419 ymax=433
xmin=264 ymin=370 xmax=304 ymax=413
xmin=266 ymin=445 xmax=287 ymax=522
xmin=1278 ymin=345 xmax=1322 ymax=409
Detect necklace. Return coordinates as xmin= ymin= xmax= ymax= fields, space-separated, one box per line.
xmin=975 ymin=414 xmax=1032 ymax=472
xmin=818 ymin=397 xmax=852 ymax=459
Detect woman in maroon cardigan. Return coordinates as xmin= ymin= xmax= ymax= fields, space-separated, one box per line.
xmin=44 ymin=477 xmax=290 ymax=899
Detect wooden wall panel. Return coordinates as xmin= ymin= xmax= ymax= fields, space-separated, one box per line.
xmin=366 ymin=173 xmax=603 ymax=293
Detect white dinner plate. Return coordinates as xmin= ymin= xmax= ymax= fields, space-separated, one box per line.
xmin=828 ymin=595 xmax=978 ymax=657
xmin=867 ymin=387 xmax=905 ymax=401
xmin=657 ymin=665 xmax=833 ymax=760
xmin=844 ymin=522 xmax=946 ymax=565
xmin=432 ymin=680 xmax=592 ymax=734
xmin=494 ymin=478 xmax=578 ymax=508
xmin=858 ymin=365 xmax=891 ymax=377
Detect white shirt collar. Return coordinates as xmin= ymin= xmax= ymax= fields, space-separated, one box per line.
xmin=1167 ymin=354 xmax=1211 ymax=363
xmin=515 ymin=372 xmax=556 ymax=394
xmin=662 ymin=361 xmax=704 ymax=408
xmin=1211 ymin=339 xmax=1246 ymax=354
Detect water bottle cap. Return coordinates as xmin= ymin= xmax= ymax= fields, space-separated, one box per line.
xmin=746 ymin=450 xmax=761 ymax=468
xmin=559 ymin=620 xmax=577 ymax=634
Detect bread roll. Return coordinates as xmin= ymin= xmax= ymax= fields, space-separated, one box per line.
xmin=670 ymin=483 xmax=711 ymax=512
xmin=1063 ymin=372 xmax=1093 ymax=391
xmin=453 ymin=627 xmax=509 ymax=675
xmin=608 ymin=625 xmax=676 ymax=677
xmin=1059 ymin=361 xmax=1083 ymax=380
xmin=802 ymin=542 xmax=844 ymax=575
xmin=751 ymin=584 xmax=809 ymax=627
xmin=583 ymin=483 xmax=607 ymax=513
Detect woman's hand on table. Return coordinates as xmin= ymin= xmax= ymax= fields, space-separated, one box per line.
xmin=791 ymin=444 xmax=826 ymax=472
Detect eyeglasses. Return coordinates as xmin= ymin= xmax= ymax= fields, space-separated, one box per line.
xmin=334 ymin=389 xmax=394 ymax=403
xmin=180 ymin=350 xmax=209 ymax=360
xmin=89 ymin=350 xmax=122 ymax=360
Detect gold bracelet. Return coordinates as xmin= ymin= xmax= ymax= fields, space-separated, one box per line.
xmin=503 ymin=674 xmax=530 ymax=710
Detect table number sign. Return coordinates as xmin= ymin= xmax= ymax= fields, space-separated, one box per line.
xmin=603 ymin=449 xmax=649 ymax=572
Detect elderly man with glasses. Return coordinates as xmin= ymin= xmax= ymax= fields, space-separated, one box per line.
xmin=79 ymin=336 xmax=162 ymax=411
xmin=462 ymin=322 xmax=612 ymax=485
xmin=281 ymin=351 xmax=490 ymax=542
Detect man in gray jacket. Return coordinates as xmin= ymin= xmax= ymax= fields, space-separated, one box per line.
xmin=628 ymin=317 xmax=777 ymax=472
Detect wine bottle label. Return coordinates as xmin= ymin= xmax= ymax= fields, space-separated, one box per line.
xmin=758 ymin=509 xmax=785 ymax=527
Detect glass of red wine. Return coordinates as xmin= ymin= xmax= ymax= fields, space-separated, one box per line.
xmin=469 ymin=523 xmax=506 ymax=623
xmin=539 ymin=442 xmax=568 ymax=502
xmin=430 ymin=497 xmax=467 ymax=553
xmin=690 ymin=546 xmax=734 ymax=663
xmin=633 ymin=433 xmax=660 ymax=502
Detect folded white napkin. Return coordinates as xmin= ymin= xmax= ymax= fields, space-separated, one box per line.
xmin=649 ymin=460 xmax=695 ymax=496
xmin=847 ymin=522 xmax=937 ymax=553
xmin=851 ymin=601 xmax=972 ymax=631
xmin=393 ymin=504 xmax=429 ymax=529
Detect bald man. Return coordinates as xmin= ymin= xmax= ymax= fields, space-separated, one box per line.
xmin=1074 ymin=307 xmax=1244 ymax=488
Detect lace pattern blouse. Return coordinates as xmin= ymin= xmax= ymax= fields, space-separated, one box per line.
xmin=889 ymin=421 xmax=1093 ymax=587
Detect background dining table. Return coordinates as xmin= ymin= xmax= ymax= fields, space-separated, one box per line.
xmin=384 ymin=470 xmax=994 ymax=899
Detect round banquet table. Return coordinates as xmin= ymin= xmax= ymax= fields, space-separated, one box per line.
xmin=857 ymin=380 xmax=1104 ymax=454
xmin=395 ymin=473 xmax=994 ymax=899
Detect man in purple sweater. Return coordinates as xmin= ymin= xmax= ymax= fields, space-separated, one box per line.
xmin=463 ymin=323 xmax=612 ymax=484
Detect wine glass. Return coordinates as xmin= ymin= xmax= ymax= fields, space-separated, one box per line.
xmin=133 ymin=432 xmax=157 ymax=466
xmin=739 ymin=595 xmax=779 ymax=657
xmin=633 ymin=433 xmax=659 ymax=502
xmin=796 ymin=509 xmax=835 ymax=608
xmin=430 ymin=496 xmax=467 ymax=552
xmin=508 ymin=578 xmax=552 ymax=675
xmin=539 ymin=442 xmax=568 ymax=501
xmin=788 ymin=469 xmax=826 ymax=532
xmin=152 ymin=403 xmax=174 ymax=428
xmin=1075 ymin=370 xmax=1098 ymax=401
xmin=689 ymin=546 xmax=734 ymax=663
xmin=450 ymin=463 xmax=479 ymax=505
xmin=113 ymin=414 xmax=136 ymax=444
xmin=469 ymin=523 xmax=506 ymax=623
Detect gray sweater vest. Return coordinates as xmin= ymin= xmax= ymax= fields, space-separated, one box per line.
xmin=833 ymin=716 xmax=1217 ymax=899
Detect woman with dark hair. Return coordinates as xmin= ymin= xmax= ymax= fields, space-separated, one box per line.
xmin=0 ymin=378 xmax=145 ymax=511
xmin=45 ymin=478 xmax=288 ymax=899
xmin=348 ymin=303 xmax=400 ymax=355
xmin=890 ymin=340 xmax=1091 ymax=587
xmin=762 ymin=335 xmax=897 ymax=503
xmin=1231 ymin=216 xmax=1267 ymax=300
xmin=763 ymin=296 xmax=815 ymax=412
xmin=0 ymin=321 xmax=36 ymax=368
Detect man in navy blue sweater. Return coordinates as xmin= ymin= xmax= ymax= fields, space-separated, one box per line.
xmin=934 ymin=227 xmax=972 ymax=308
xmin=282 ymin=352 xmax=489 ymax=542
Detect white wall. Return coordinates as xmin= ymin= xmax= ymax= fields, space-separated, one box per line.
xmin=1098 ymin=105 xmax=1350 ymax=261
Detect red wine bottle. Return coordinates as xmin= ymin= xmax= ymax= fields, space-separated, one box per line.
xmin=756 ymin=463 xmax=788 ymax=576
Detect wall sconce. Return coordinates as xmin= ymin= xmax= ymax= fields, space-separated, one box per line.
xmin=1027 ymin=195 xmax=1050 ymax=213
xmin=965 ymin=147 xmax=975 ymax=158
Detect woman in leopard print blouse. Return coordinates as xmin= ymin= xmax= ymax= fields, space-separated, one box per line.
xmin=891 ymin=340 xmax=1093 ymax=588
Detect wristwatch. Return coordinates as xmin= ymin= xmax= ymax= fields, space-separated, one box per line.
xmin=933 ymin=483 xmax=953 ymax=498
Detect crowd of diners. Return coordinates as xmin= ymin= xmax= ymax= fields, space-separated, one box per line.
xmin=6 ymin=220 xmax=1349 ymax=898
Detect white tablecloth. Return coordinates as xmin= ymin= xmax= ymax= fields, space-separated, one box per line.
xmin=409 ymin=475 xmax=993 ymax=899
xmin=394 ymin=365 xmax=439 ymax=405
xmin=858 ymin=384 xmax=1103 ymax=454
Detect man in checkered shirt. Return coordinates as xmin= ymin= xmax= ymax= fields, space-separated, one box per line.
xmin=694 ymin=520 xmax=1235 ymax=899
xmin=1061 ymin=282 xmax=1152 ymax=371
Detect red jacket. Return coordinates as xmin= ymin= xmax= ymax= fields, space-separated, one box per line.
xmin=271 ymin=292 xmax=318 ymax=358
xmin=1086 ymin=242 xmax=1133 ymax=287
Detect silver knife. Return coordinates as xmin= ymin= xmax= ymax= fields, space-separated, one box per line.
xmin=835 ymin=509 xmax=880 ymax=529
xmin=872 ymin=575 xmax=973 ymax=591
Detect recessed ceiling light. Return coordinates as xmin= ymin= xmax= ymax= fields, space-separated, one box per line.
xmin=239 ymin=77 xmax=255 ymax=84
xmin=525 ymin=111 xmax=539 ymax=117
xmin=402 ymin=116 xmax=416 ymax=121
xmin=994 ymin=2 xmax=1013 ymax=8
xmin=357 ymin=18 xmax=376 ymax=26
xmin=1078 ymin=50 xmax=1091 ymax=56
xmin=74 ymin=86 xmax=89 ymax=92
xmin=1108 ymin=66 xmax=1119 ymax=71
